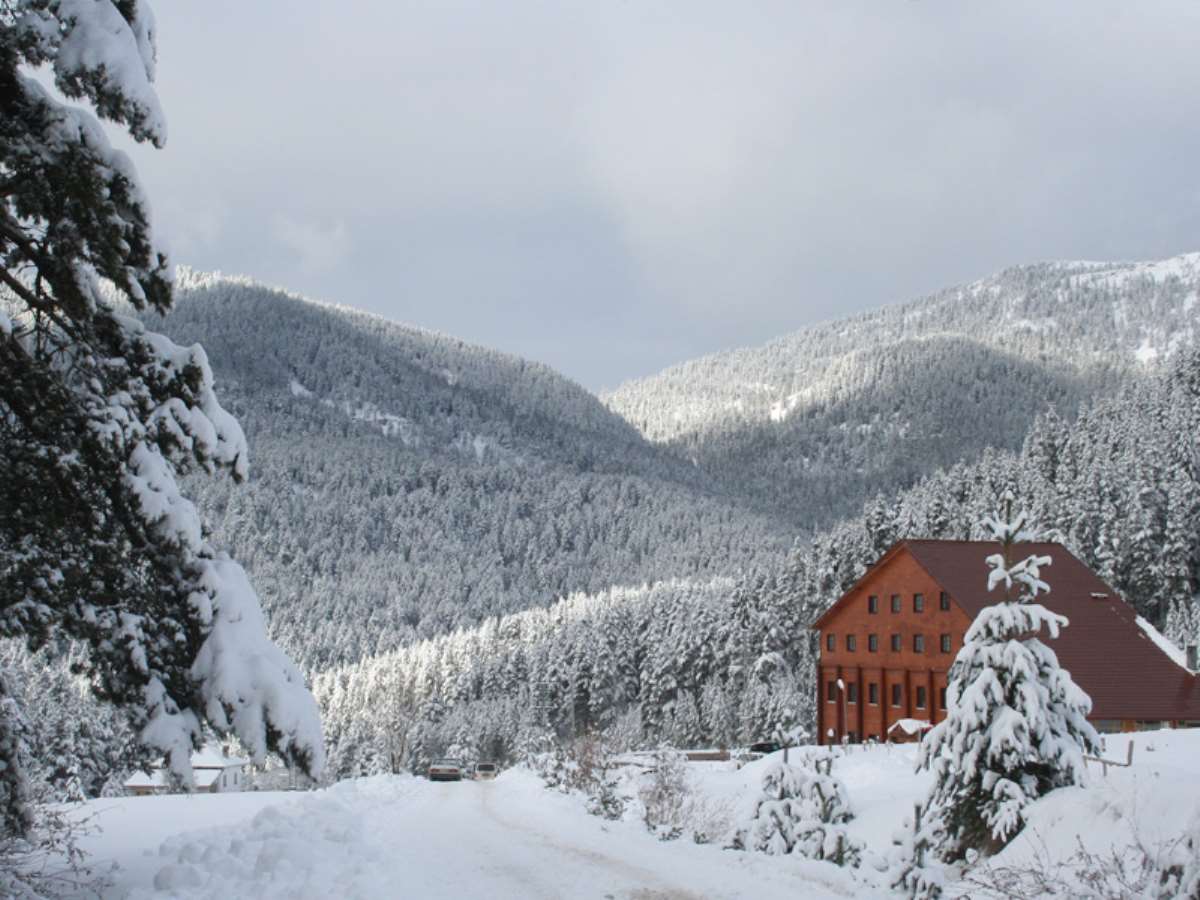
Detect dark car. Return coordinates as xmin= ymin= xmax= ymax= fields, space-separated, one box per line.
xmin=747 ymin=741 xmax=782 ymax=756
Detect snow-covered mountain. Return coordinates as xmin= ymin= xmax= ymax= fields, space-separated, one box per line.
xmin=153 ymin=272 xmax=792 ymax=671
xmin=603 ymin=253 xmax=1200 ymax=527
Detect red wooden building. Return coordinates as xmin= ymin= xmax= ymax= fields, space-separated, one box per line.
xmin=812 ymin=540 xmax=1200 ymax=745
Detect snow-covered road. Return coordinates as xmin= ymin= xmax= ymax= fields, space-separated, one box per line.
xmin=79 ymin=770 xmax=851 ymax=899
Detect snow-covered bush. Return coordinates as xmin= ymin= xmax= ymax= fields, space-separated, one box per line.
xmin=729 ymin=751 xmax=863 ymax=867
xmin=1158 ymin=812 xmax=1200 ymax=899
xmin=638 ymin=748 xmax=691 ymax=840
xmin=887 ymin=804 xmax=944 ymax=899
xmin=917 ymin=495 xmax=1099 ymax=862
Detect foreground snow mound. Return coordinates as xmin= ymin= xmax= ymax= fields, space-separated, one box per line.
xmin=124 ymin=777 xmax=416 ymax=899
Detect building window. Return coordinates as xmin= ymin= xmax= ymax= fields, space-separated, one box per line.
xmin=916 ymin=686 xmax=927 ymax=709
xmin=827 ymin=633 xmax=835 ymax=652
xmin=827 ymin=681 xmax=837 ymax=702
xmin=847 ymin=683 xmax=858 ymax=704
xmin=939 ymin=591 xmax=951 ymax=611
xmin=891 ymin=633 xmax=902 ymax=652
xmin=940 ymin=687 xmax=947 ymax=708
xmin=913 ymin=634 xmax=925 ymax=653
xmin=913 ymin=593 xmax=925 ymax=612
xmin=891 ymin=684 xmax=902 ymax=707
xmin=869 ymin=683 xmax=879 ymax=705
xmin=891 ymin=594 xmax=902 ymax=613
xmin=868 ymin=634 xmax=878 ymax=652
xmin=868 ymin=594 xmax=879 ymax=614
xmin=846 ymin=635 xmax=857 ymax=652
xmin=940 ymin=634 xmax=952 ymax=653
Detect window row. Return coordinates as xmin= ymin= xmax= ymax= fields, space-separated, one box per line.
xmin=826 ymin=633 xmax=953 ymax=654
xmin=825 ymin=681 xmax=948 ymax=710
xmin=866 ymin=591 xmax=951 ymax=614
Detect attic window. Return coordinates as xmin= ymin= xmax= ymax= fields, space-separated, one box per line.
xmin=1090 ymin=592 xmax=1109 ymax=600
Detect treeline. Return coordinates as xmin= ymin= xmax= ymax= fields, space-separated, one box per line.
xmin=313 ymin=579 xmax=816 ymax=778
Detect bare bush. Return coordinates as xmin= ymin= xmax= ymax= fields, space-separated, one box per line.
xmin=638 ymin=748 xmax=690 ymax=840
xmin=0 ymin=806 xmax=109 ymax=899
xmin=960 ymin=830 xmax=1182 ymax=900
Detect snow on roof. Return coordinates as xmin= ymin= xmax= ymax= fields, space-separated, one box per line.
xmin=191 ymin=744 xmax=250 ymax=769
xmin=125 ymin=768 xmax=222 ymax=789
xmin=888 ymin=719 xmax=932 ymax=735
xmin=123 ymin=744 xmax=248 ymax=788
xmin=1137 ymin=616 xmax=1189 ymax=669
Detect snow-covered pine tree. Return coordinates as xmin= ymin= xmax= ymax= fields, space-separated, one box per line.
xmin=729 ymin=751 xmax=862 ymax=866
xmin=917 ymin=492 xmax=1099 ymax=861
xmin=789 ymin=751 xmax=862 ymax=867
xmin=0 ymin=0 xmax=323 ymax=840
xmin=729 ymin=759 xmax=807 ymax=856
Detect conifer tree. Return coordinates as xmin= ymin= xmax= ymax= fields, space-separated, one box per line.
xmin=917 ymin=492 xmax=1099 ymax=861
xmin=0 ymin=0 xmax=323 ymax=842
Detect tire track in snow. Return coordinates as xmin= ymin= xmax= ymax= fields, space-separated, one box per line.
xmin=477 ymin=782 xmax=706 ymax=900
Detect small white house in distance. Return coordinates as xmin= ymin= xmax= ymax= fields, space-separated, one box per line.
xmin=124 ymin=745 xmax=249 ymax=797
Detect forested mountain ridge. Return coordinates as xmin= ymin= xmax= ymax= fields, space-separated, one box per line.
xmin=150 ymin=272 xmax=793 ymax=671
xmin=604 ymin=253 xmax=1199 ymax=528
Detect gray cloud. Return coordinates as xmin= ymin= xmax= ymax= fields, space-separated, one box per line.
xmin=124 ymin=1 xmax=1200 ymax=389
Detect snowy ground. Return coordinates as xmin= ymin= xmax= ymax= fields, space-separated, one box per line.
xmin=68 ymin=729 xmax=1200 ymax=899
xmin=73 ymin=771 xmax=849 ymax=899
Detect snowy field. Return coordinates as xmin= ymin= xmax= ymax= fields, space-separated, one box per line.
xmin=69 ymin=729 xmax=1200 ymax=898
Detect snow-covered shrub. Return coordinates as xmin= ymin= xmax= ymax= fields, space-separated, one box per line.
xmin=638 ymin=748 xmax=690 ymax=840
xmin=729 ymin=760 xmax=808 ymax=856
xmin=1158 ymin=812 xmax=1200 ymax=899
xmin=729 ymin=752 xmax=863 ymax=867
xmin=567 ymin=733 xmax=626 ymax=820
xmin=887 ymin=804 xmax=944 ymax=899
xmin=681 ymin=794 xmax=735 ymax=845
xmin=917 ymin=495 xmax=1099 ymax=862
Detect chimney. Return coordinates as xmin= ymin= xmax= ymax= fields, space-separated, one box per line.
xmin=1187 ymin=646 xmax=1198 ymax=672
xmin=222 ymin=743 xmax=230 ymax=758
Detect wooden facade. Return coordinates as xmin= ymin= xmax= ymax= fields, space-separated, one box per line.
xmin=812 ymin=540 xmax=1200 ymax=745
xmin=813 ymin=547 xmax=971 ymax=744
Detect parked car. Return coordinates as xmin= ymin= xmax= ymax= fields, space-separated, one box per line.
xmin=427 ymin=758 xmax=465 ymax=782
xmin=748 ymin=741 xmax=781 ymax=755
xmin=474 ymin=762 xmax=498 ymax=781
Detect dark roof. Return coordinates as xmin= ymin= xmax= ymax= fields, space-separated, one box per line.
xmin=843 ymin=540 xmax=1200 ymax=721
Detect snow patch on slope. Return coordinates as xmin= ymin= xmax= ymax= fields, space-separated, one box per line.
xmin=288 ymin=379 xmax=314 ymax=399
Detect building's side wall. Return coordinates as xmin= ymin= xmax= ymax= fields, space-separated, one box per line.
xmin=815 ymin=550 xmax=972 ymax=744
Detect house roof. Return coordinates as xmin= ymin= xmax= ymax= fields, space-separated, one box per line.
xmin=817 ymin=540 xmax=1200 ymax=722
xmin=122 ymin=743 xmax=248 ymax=790
xmin=125 ymin=768 xmax=222 ymax=789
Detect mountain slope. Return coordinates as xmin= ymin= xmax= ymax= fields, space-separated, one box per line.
xmin=604 ymin=253 xmax=1200 ymax=528
xmin=154 ymin=273 xmax=791 ymax=671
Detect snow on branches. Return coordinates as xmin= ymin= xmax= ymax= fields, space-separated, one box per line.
xmin=0 ymin=0 xmax=325 ymax=821
xmin=915 ymin=492 xmax=1099 ymax=863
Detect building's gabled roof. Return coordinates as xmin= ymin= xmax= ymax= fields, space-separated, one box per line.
xmin=816 ymin=539 xmax=1200 ymax=722
xmin=121 ymin=743 xmax=247 ymax=789
xmin=124 ymin=768 xmax=222 ymax=790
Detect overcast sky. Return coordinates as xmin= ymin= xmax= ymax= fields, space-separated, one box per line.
xmin=126 ymin=1 xmax=1200 ymax=391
